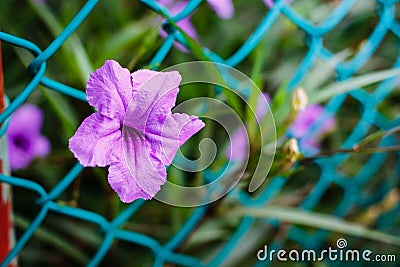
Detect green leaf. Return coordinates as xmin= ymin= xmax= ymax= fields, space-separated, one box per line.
xmin=269 ymin=81 xmax=293 ymax=137
xmin=183 ymin=34 xmax=208 ymax=61
xmin=40 ymin=87 xmax=78 ymax=140
xmin=163 ymin=15 xmax=209 ymax=61
xmin=300 ymin=49 xmax=351 ymax=93
xmin=356 ymin=130 xmax=385 ymax=147
xmin=311 ymin=68 xmax=400 ymax=103
xmin=246 ymin=45 xmax=266 ymax=141
xmin=127 ymin=25 xmax=161 ymax=69
xmin=229 ymin=206 xmax=400 ymax=246
xmin=100 ymin=15 xmax=157 ymax=66
xmin=15 ymin=214 xmax=90 ymax=265
xmin=29 ymin=0 xmax=93 ymax=85
xmin=271 ymin=81 xmax=290 ymax=120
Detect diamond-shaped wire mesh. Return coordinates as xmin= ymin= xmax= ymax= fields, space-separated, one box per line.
xmin=0 ymin=0 xmax=399 ymax=266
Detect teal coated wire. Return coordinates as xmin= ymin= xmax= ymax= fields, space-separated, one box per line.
xmin=165 ymin=205 xmax=208 ymax=250
xmin=0 ymin=206 xmax=49 ymax=267
xmin=41 ymin=77 xmax=87 ymax=102
xmin=37 ymin=163 xmax=84 ymax=204
xmin=28 ymin=0 xmax=100 ymax=74
xmin=0 ymin=0 xmax=400 ymax=266
xmin=0 ymin=174 xmax=47 ymax=198
xmin=208 ymin=216 xmax=254 ymax=267
xmin=171 ymin=0 xmax=202 ymax=22
xmin=226 ymin=0 xmax=284 ymax=67
xmin=0 ymin=63 xmax=46 ymax=124
xmin=87 ymin=232 xmax=114 ymax=267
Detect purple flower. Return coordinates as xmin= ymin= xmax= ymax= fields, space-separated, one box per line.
xmin=226 ymin=93 xmax=270 ymax=161
xmin=159 ymin=0 xmax=198 ymax=52
xmin=69 ymin=60 xmax=204 ymax=203
xmin=158 ymin=0 xmax=233 ymax=51
xmin=7 ymin=104 xmax=50 ymax=170
xmin=289 ymin=104 xmax=336 ymax=154
xmin=206 ymin=0 xmax=234 ymax=19
xmin=158 ymin=0 xmax=233 ymax=19
xmin=263 ymin=0 xmax=294 ymax=8
xmin=226 ymin=126 xmax=248 ymax=161
xmin=263 ymin=0 xmax=274 ymax=8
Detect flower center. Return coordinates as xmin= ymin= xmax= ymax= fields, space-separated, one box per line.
xmin=13 ymin=135 xmax=30 ymax=151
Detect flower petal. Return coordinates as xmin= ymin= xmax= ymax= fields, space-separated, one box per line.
xmin=159 ymin=17 xmax=198 ymax=53
xmin=32 ymin=136 xmax=51 ymax=157
xmin=172 ymin=113 xmax=205 ymax=146
xmin=129 ymin=70 xmax=203 ymax=165
xmin=157 ymin=0 xmax=198 ymax=40
xmin=7 ymin=104 xmax=50 ymax=171
xmin=131 ymin=69 xmax=158 ymax=85
xmin=176 ymin=17 xmax=198 ymax=40
xmin=8 ymin=143 xmax=32 ymax=171
xmin=158 ymin=0 xmax=198 ymax=53
xmin=263 ymin=0 xmax=274 ymax=8
xmin=116 ymin=127 xmax=167 ymax=202
xmin=206 ymin=0 xmax=234 ymax=19
xmin=157 ymin=0 xmax=175 ymax=6
xmin=289 ymin=104 xmax=335 ymax=155
xmin=225 ymin=126 xmax=249 ymax=161
xmin=255 ymin=92 xmax=271 ymax=122
xmin=148 ymin=112 xmax=205 ymax=165
xmin=168 ymin=0 xmax=198 ymax=39
xmin=299 ymin=138 xmax=321 ymax=156
xmin=290 ymin=104 xmax=335 ymax=138
xmin=125 ymin=70 xmax=181 ymax=131
xmin=86 ymin=60 xmax=133 ymax=121
xmin=108 ymin=161 xmax=152 ymax=203
xmin=8 ymin=104 xmax=44 ymax=136
xmin=69 ymin=113 xmax=122 ymax=167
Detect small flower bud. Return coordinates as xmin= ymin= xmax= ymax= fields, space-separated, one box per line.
xmin=291 ymin=87 xmax=308 ymax=112
xmin=382 ymin=189 xmax=399 ymax=211
xmin=284 ymin=138 xmax=300 ymax=163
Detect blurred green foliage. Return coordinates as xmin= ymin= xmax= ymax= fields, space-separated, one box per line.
xmin=1 ymin=0 xmax=400 ymax=266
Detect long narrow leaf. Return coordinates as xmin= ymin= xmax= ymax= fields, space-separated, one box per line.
xmin=229 ymin=206 xmax=400 ymax=246
xmin=15 ymin=215 xmax=90 ymax=265
xmin=29 ymin=0 xmax=93 ymax=84
xmin=311 ymin=68 xmax=400 ymax=103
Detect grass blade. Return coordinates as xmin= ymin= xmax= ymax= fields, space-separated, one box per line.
xmin=229 ymin=206 xmax=400 ymax=246
xmin=311 ymin=68 xmax=400 ymax=103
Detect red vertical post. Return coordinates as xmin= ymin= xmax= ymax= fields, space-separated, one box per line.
xmin=0 ymin=42 xmax=17 ymax=267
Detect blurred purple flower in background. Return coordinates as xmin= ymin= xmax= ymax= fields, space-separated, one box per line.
xmin=289 ymin=104 xmax=336 ymax=155
xmin=205 ymin=0 xmax=234 ymax=19
xmin=263 ymin=0 xmax=275 ymax=8
xmin=263 ymin=0 xmax=294 ymax=8
xmin=158 ymin=0 xmax=233 ymax=51
xmin=226 ymin=94 xmax=335 ymax=161
xmin=226 ymin=93 xmax=270 ymax=161
xmin=158 ymin=0 xmax=198 ymax=51
xmin=7 ymin=104 xmax=50 ymax=171
xmin=69 ymin=60 xmax=204 ymax=203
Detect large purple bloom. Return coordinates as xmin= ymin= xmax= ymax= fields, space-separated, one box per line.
xmin=7 ymin=104 xmax=50 ymax=170
xmin=289 ymin=104 xmax=336 ymax=155
xmin=69 ymin=60 xmax=204 ymax=203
